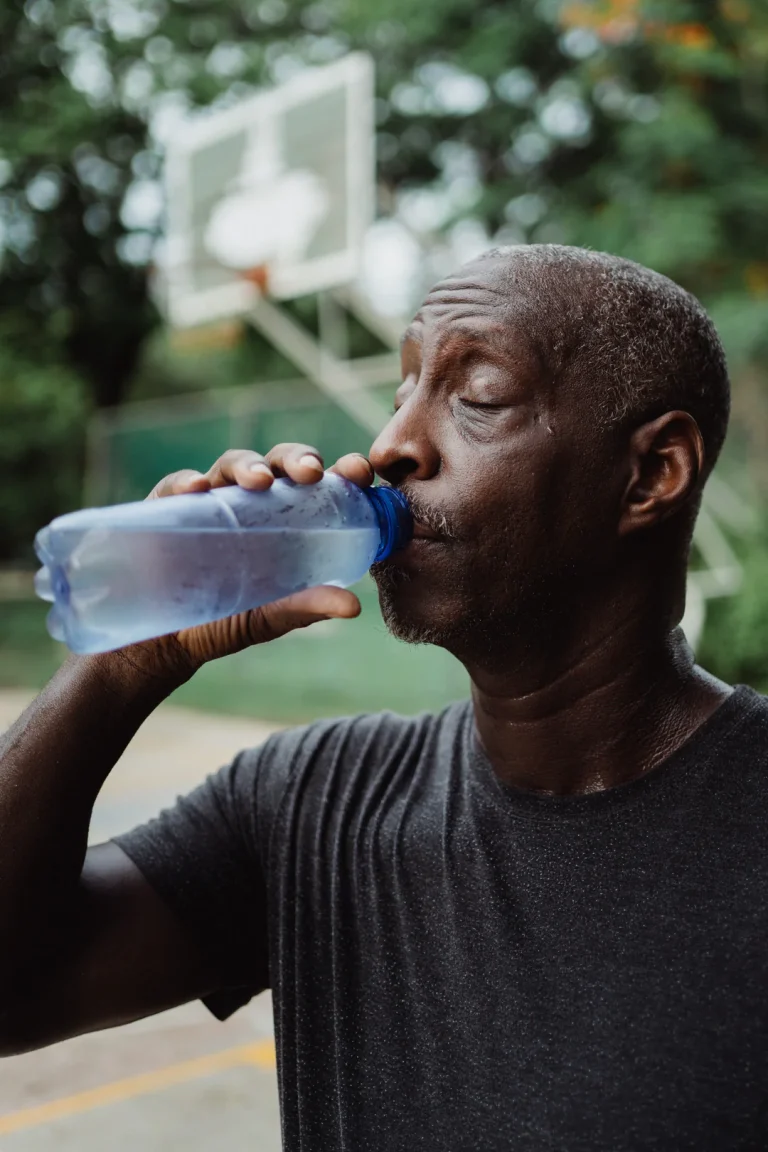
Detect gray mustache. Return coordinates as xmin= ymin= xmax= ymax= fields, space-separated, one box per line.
xmin=396 ymin=487 xmax=457 ymax=539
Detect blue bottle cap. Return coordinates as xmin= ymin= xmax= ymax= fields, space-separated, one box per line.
xmin=365 ymin=485 xmax=413 ymax=562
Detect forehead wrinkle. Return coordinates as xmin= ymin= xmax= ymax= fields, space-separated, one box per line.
xmin=418 ymin=295 xmax=511 ymax=334
xmin=419 ymin=284 xmax=507 ymax=322
xmin=427 ymin=276 xmax=506 ymax=300
xmin=419 ymin=307 xmax=526 ymax=356
xmin=412 ymin=316 xmax=503 ymax=366
xmin=412 ymin=274 xmax=556 ymax=387
xmin=406 ymin=302 xmax=505 ymax=350
xmin=420 ymin=305 xmax=497 ymax=324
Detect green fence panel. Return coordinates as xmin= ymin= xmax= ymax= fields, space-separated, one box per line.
xmin=252 ymin=403 xmax=370 ymax=463
xmin=106 ymin=413 xmax=234 ymax=503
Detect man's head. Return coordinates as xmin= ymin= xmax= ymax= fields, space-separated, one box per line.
xmin=369 ymin=245 xmax=730 ymax=668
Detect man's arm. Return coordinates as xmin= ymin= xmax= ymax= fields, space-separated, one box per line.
xmin=0 ymin=652 xmax=215 ymax=1055
xmin=0 ymin=444 xmax=369 ymax=1056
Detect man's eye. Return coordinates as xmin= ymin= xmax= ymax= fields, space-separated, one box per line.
xmin=458 ymin=399 xmax=505 ymax=412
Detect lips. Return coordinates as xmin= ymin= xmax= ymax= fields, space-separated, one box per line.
xmin=411 ymin=521 xmax=443 ymax=542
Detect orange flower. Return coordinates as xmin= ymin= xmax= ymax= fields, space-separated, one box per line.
xmin=560 ymin=1 xmax=717 ymax=51
xmin=560 ymin=0 xmax=640 ymax=32
xmin=665 ymin=23 xmax=715 ymax=49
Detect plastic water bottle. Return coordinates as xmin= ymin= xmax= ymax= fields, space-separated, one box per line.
xmin=33 ymin=473 xmax=411 ymax=655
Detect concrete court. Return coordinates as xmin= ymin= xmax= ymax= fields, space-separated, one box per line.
xmin=0 ymin=690 xmax=284 ymax=1152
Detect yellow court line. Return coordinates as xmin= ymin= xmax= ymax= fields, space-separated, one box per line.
xmin=0 ymin=1038 xmax=276 ymax=1137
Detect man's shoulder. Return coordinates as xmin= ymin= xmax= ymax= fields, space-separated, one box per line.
xmin=240 ymin=699 xmax=471 ymax=819
xmin=246 ymin=698 xmax=471 ymax=770
xmin=718 ymin=684 xmax=768 ymax=776
xmin=684 ymin=684 xmax=768 ymax=827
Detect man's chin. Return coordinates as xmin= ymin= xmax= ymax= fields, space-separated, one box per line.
xmin=378 ymin=601 xmax=448 ymax=646
xmin=370 ymin=559 xmax=530 ymax=665
xmin=370 ymin=561 xmax=456 ymax=647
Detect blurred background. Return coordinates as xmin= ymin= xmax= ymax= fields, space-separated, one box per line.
xmin=1 ymin=0 xmax=767 ymax=1147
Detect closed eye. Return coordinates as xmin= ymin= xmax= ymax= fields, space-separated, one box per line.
xmin=458 ymin=399 xmax=507 ymax=411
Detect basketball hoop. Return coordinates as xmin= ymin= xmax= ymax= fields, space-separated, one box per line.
xmin=161 ymin=53 xmax=374 ymax=330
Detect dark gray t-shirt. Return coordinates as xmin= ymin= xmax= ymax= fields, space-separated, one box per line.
xmin=116 ymin=685 xmax=768 ymax=1151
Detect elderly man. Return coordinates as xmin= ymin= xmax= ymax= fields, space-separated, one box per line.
xmin=2 ymin=246 xmax=764 ymax=1151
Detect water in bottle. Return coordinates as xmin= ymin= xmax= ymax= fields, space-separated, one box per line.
xmin=34 ymin=473 xmax=411 ymax=655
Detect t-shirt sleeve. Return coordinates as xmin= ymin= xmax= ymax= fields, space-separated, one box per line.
xmin=113 ymin=737 xmax=284 ymax=1021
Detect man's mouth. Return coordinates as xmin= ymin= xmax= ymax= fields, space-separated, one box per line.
xmin=393 ymin=487 xmax=455 ymax=547
xmin=411 ymin=521 xmax=444 ymax=542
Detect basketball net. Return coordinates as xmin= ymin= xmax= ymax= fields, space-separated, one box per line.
xmin=239 ymin=264 xmax=270 ymax=295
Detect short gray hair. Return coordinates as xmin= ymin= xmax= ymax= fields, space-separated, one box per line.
xmin=480 ymin=245 xmax=731 ymax=474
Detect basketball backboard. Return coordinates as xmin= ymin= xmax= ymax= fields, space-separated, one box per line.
xmin=160 ymin=53 xmax=375 ymax=329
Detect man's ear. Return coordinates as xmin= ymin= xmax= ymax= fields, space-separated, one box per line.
xmin=618 ymin=411 xmax=705 ymax=538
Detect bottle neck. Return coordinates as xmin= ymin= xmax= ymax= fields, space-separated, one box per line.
xmin=365 ymin=486 xmax=412 ymax=562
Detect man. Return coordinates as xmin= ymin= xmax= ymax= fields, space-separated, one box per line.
xmin=1 ymin=245 xmax=765 ymax=1151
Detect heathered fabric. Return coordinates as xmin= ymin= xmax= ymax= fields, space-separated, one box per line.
xmin=116 ymin=685 xmax=768 ymax=1151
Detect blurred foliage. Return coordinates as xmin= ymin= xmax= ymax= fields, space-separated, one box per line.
xmin=2 ymin=0 xmax=767 ymax=408
xmin=0 ymin=346 xmax=88 ymax=561
xmin=0 ymin=3 xmax=154 ymax=409
xmin=698 ymin=529 xmax=768 ymax=692
xmin=1 ymin=0 xmax=768 ymax=684
xmin=351 ymin=0 xmax=768 ymax=373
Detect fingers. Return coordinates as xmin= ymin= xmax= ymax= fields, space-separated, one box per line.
xmin=196 ymin=444 xmax=328 ymax=491
xmin=265 ymin=443 xmax=325 ymax=482
xmin=146 ymin=469 xmax=211 ymax=500
xmin=147 ymin=443 xmax=373 ymax=503
xmin=252 ymin=586 xmax=361 ymax=642
xmin=329 ymin=453 xmax=374 ymax=488
xmin=205 ymin=448 xmax=277 ymax=490
xmin=174 ymin=586 xmax=361 ymax=666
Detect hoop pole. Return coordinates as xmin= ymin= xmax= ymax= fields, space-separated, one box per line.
xmin=246 ymin=295 xmax=391 ymax=437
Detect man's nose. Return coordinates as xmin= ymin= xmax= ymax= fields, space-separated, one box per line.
xmin=369 ymin=400 xmax=440 ymax=487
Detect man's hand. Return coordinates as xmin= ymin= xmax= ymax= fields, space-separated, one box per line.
xmin=118 ymin=444 xmax=375 ymax=680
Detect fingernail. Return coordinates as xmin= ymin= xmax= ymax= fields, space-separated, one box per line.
xmin=299 ymin=455 xmax=324 ymax=473
xmin=188 ymin=471 xmax=206 ymax=479
xmin=249 ymin=463 xmax=272 ymax=476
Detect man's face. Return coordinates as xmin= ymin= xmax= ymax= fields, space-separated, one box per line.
xmin=368 ymin=258 xmax=623 ymax=663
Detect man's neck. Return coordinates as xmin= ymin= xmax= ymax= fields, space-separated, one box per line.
xmin=468 ymin=624 xmax=731 ymax=796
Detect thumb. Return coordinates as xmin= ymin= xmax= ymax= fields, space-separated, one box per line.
xmin=248 ymin=585 xmax=361 ymax=642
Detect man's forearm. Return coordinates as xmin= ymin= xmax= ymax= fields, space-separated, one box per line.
xmin=0 ymin=650 xmax=186 ymax=991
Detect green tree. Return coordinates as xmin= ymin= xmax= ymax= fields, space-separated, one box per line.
xmin=1 ymin=0 xmax=767 ymax=543
xmin=347 ymin=0 xmax=768 ymax=369
xmin=0 ymin=347 xmax=88 ymax=561
xmin=0 ymin=2 xmax=153 ymax=408
xmin=3 ymin=1 xmax=767 ymax=402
